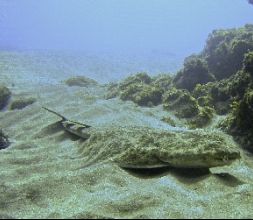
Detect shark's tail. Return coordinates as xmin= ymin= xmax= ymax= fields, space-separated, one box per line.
xmin=42 ymin=107 xmax=67 ymax=120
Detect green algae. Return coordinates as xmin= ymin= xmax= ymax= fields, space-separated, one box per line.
xmin=162 ymin=88 xmax=199 ymax=118
xmin=173 ymin=54 xmax=215 ymax=91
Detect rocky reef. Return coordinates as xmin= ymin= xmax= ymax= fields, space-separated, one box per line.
xmin=202 ymin=24 xmax=253 ymax=80
xmin=173 ymin=54 xmax=215 ymax=91
xmin=107 ymin=24 xmax=253 ymax=150
xmin=162 ymin=87 xmax=199 ymax=118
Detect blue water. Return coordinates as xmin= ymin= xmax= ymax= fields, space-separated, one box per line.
xmin=0 ymin=0 xmax=252 ymax=58
xmin=0 ymin=0 xmax=252 ymax=83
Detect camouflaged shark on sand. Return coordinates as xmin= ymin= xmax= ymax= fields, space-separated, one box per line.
xmin=43 ymin=107 xmax=241 ymax=169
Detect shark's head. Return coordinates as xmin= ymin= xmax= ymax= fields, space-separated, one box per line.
xmin=158 ymin=147 xmax=241 ymax=169
xmin=113 ymin=145 xmax=241 ymax=169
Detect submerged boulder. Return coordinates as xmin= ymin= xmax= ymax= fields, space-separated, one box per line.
xmin=228 ymin=89 xmax=253 ymax=151
xmin=151 ymin=74 xmax=173 ymax=92
xmin=9 ymin=97 xmax=36 ymax=110
xmin=106 ymin=72 xmax=163 ymax=106
xmin=118 ymin=72 xmax=152 ymax=90
xmin=174 ymin=55 xmax=215 ymax=91
xmin=243 ymin=51 xmax=253 ymax=75
xmin=162 ymin=88 xmax=199 ymax=118
xmin=65 ymin=76 xmax=98 ymax=87
xmin=188 ymin=106 xmax=215 ymax=129
xmin=162 ymin=87 xmax=215 ymax=128
xmin=120 ymin=83 xmax=163 ymax=106
xmin=0 ymin=85 xmax=11 ymax=110
xmin=202 ymin=24 xmax=253 ymax=80
xmin=193 ymin=80 xmax=231 ymax=115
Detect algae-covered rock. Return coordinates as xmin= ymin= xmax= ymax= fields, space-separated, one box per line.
xmin=227 ymin=70 xmax=252 ymax=99
xmin=151 ymin=74 xmax=173 ymax=92
xmin=0 ymin=85 xmax=11 ymax=110
xmin=243 ymin=51 xmax=253 ymax=74
xmin=9 ymin=97 xmax=36 ymax=110
xmin=106 ymin=72 xmax=163 ymax=106
xmin=120 ymin=83 xmax=163 ymax=107
xmin=202 ymin=24 xmax=253 ymax=79
xmin=105 ymin=82 xmax=120 ymax=99
xmin=174 ymin=55 xmax=215 ymax=91
xmin=228 ymin=89 xmax=253 ymax=150
xmin=161 ymin=116 xmax=176 ymax=127
xmin=118 ymin=72 xmax=152 ymax=90
xmin=196 ymin=95 xmax=214 ymax=108
xmin=188 ymin=106 xmax=215 ymax=128
xmin=65 ymin=76 xmax=98 ymax=87
xmin=162 ymin=88 xmax=199 ymax=118
xmin=193 ymin=81 xmax=231 ymax=115
xmin=162 ymin=87 xmax=215 ymax=127
xmin=217 ymin=89 xmax=253 ymax=151
xmin=77 ymin=125 xmax=240 ymax=169
xmin=0 ymin=130 xmax=10 ymax=150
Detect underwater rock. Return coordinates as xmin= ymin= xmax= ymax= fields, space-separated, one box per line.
xmin=192 ymin=67 xmax=252 ymax=115
xmin=188 ymin=106 xmax=214 ymax=128
xmin=107 ymin=72 xmax=163 ymax=106
xmin=120 ymin=83 xmax=163 ymax=106
xmin=151 ymin=74 xmax=173 ymax=92
xmin=227 ymin=70 xmax=252 ymax=99
xmin=0 ymin=130 xmax=10 ymax=150
xmin=171 ymin=24 xmax=253 ymax=84
xmin=243 ymin=51 xmax=253 ymax=75
xmin=65 ymin=76 xmax=98 ymax=87
xmin=162 ymin=88 xmax=199 ymax=118
xmin=105 ymin=82 xmax=120 ymax=99
xmin=0 ymin=85 xmax=11 ymax=110
xmin=118 ymin=72 xmax=152 ymax=90
xmin=173 ymin=54 xmax=215 ymax=91
xmin=106 ymin=73 xmax=174 ymax=106
xmin=193 ymin=81 xmax=231 ymax=115
xmin=228 ymin=89 xmax=253 ymax=151
xmin=202 ymin=24 xmax=253 ymax=80
xmin=162 ymin=87 xmax=215 ymax=128
xmin=161 ymin=116 xmax=176 ymax=127
xmin=9 ymin=97 xmax=36 ymax=110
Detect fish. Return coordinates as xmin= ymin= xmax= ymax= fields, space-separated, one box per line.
xmin=42 ymin=107 xmax=241 ymax=169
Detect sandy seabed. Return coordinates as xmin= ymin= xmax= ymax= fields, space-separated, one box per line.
xmin=1 ymin=62 xmax=253 ymax=219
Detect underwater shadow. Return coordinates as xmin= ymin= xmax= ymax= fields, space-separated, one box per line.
xmin=33 ymin=121 xmax=63 ymax=138
xmin=0 ymin=214 xmax=15 ymax=219
xmin=122 ymin=166 xmax=210 ymax=182
xmin=168 ymin=167 xmax=211 ymax=184
xmin=214 ymin=173 xmax=245 ymax=187
xmin=55 ymin=131 xmax=81 ymax=142
xmin=33 ymin=121 xmax=81 ymax=141
xmin=122 ymin=167 xmax=171 ymax=179
xmin=0 ymin=130 xmax=10 ymax=150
